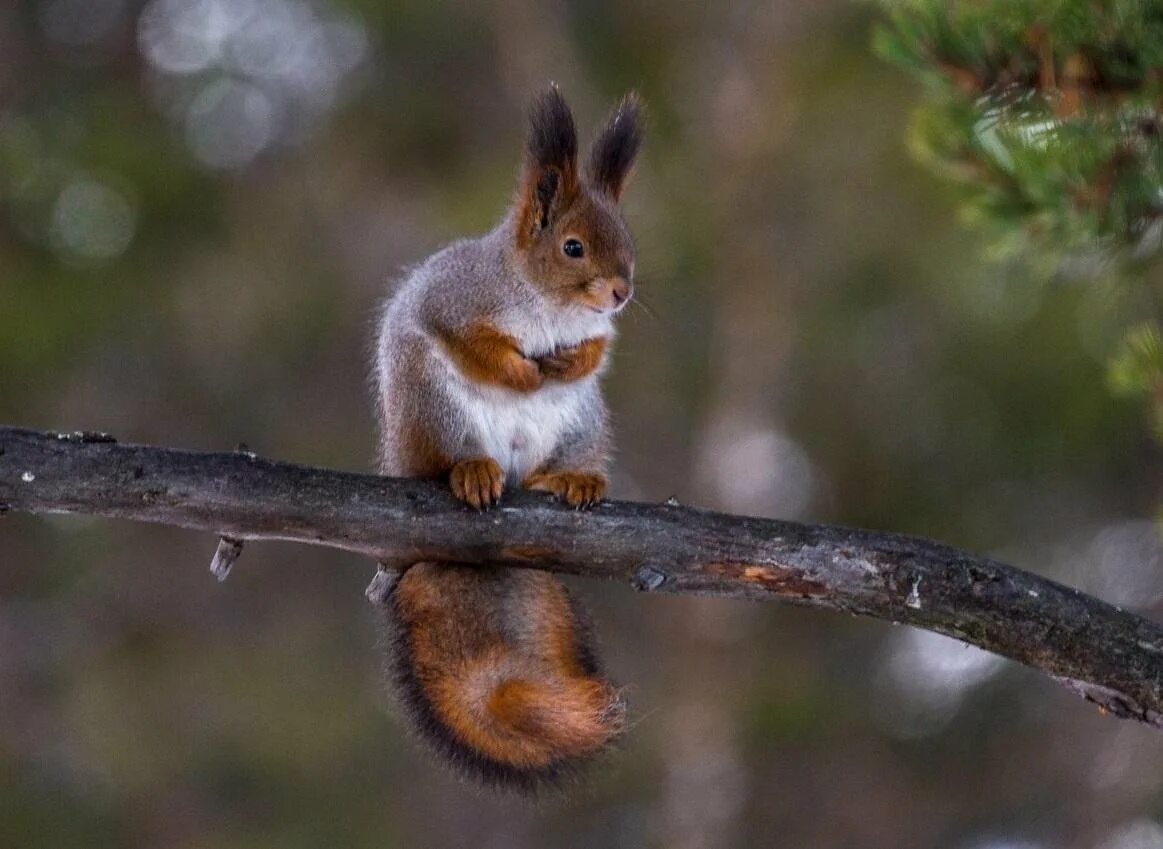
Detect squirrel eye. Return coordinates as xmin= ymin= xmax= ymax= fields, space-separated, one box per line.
xmin=562 ymin=238 xmax=585 ymax=259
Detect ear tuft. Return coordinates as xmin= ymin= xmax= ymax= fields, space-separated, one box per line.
xmin=587 ymin=92 xmax=644 ymax=201
xmin=527 ymin=84 xmax=578 ymax=175
xmin=535 ymin=168 xmax=560 ymax=229
xmin=515 ymin=86 xmax=579 ymax=242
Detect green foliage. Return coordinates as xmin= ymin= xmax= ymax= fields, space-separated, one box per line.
xmin=1108 ymin=322 xmax=1163 ymax=440
xmin=1109 ymin=323 xmax=1163 ymax=397
xmin=874 ymin=0 xmax=1163 ymax=270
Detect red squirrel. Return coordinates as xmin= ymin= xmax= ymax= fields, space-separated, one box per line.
xmin=371 ymin=86 xmax=642 ymax=790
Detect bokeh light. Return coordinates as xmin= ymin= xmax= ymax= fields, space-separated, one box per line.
xmin=138 ymin=0 xmax=366 ymax=169
xmin=49 ymin=177 xmax=136 ymax=262
xmin=877 ymin=629 xmax=1007 ymax=737
xmin=696 ymin=418 xmax=815 ymax=518
xmin=1096 ymin=820 xmax=1163 ymax=849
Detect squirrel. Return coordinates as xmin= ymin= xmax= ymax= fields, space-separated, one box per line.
xmin=370 ymin=86 xmax=643 ymax=791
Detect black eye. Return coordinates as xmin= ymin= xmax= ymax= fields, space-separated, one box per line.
xmin=562 ymin=238 xmax=585 ymax=259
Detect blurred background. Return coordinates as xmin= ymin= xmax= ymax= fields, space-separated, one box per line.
xmin=3 ymin=1 xmax=1163 ymax=847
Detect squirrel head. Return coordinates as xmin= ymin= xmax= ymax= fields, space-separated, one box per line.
xmin=511 ymin=86 xmax=643 ymax=315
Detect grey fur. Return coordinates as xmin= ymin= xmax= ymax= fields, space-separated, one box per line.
xmin=368 ymin=88 xmax=641 ymax=790
xmin=374 ymin=213 xmax=615 ymax=483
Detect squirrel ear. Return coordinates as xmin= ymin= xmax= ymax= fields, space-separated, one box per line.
xmin=587 ymin=92 xmax=643 ymax=201
xmin=518 ymin=85 xmax=578 ymax=236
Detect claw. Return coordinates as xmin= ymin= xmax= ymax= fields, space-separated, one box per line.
xmin=524 ymin=471 xmax=607 ymax=510
xmin=451 ymin=458 xmax=505 ymax=511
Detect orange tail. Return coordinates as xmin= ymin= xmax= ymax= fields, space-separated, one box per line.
xmin=383 ymin=562 xmax=624 ymax=791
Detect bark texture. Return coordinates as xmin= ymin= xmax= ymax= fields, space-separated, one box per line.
xmin=2 ymin=425 xmax=1161 ymax=729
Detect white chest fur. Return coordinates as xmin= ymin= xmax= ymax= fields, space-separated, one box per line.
xmin=448 ymin=371 xmax=590 ymax=482
xmin=497 ymin=298 xmax=613 ymax=358
xmin=422 ymin=289 xmax=610 ymax=481
xmin=440 ymin=298 xmax=609 ymax=480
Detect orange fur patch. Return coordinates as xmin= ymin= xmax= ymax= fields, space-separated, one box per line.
xmin=437 ymin=321 xmax=543 ymax=392
xmin=392 ymin=564 xmax=622 ymax=776
xmin=450 ymin=457 xmax=505 ymax=509
xmin=537 ymin=336 xmax=608 ymax=381
xmin=514 ymin=168 xmax=580 ymax=251
xmin=523 ymin=470 xmax=607 ymax=507
xmin=395 ymin=418 xmax=454 ymax=478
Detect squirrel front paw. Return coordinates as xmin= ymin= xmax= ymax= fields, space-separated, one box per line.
xmin=505 ymin=356 xmax=544 ymax=392
xmin=524 ymin=471 xmax=607 ymax=508
xmin=535 ymin=346 xmax=581 ymax=380
xmin=535 ymin=337 xmax=607 ymax=382
xmin=451 ymin=457 xmax=505 ymax=510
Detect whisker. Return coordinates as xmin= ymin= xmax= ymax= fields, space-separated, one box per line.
xmin=628 ymin=293 xmax=659 ymax=322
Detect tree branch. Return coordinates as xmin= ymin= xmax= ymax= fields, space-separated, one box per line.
xmin=2 ymin=425 xmax=1161 ymax=729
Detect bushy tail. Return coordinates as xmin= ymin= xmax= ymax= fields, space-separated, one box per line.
xmin=382 ymin=562 xmax=624 ymax=791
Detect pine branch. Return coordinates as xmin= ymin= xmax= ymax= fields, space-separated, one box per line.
xmin=1 ymin=425 xmax=1160 ymax=729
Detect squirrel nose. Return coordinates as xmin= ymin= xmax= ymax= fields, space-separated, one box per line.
xmin=611 ymin=278 xmax=632 ymax=306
